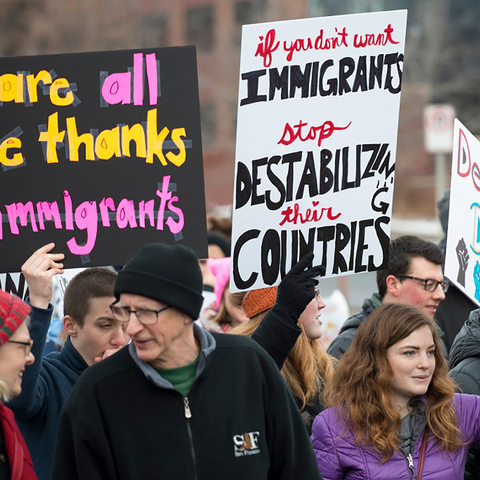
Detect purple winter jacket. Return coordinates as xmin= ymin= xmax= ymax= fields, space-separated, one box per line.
xmin=310 ymin=393 xmax=480 ymax=479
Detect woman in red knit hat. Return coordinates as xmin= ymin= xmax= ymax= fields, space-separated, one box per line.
xmin=0 ymin=290 xmax=37 ymax=479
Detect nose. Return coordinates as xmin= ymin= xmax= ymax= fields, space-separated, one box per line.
xmin=417 ymin=352 xmax=433 ymax=369
xmin=316 ymin=293 xmax=326 ymax=310
xmin=432 ymin=283 xmax=446 ymax=301
xmin=125 ymin=312 xmax=143 ymax=337
xmin=25 ymin=351 xmax=35 ymax=366
xmin=111 ymin=325 xmax=128 ymax=347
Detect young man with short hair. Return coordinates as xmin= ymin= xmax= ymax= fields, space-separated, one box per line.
xmin=327 ymin=235 xmax=448 ymax=359
xmin=8 ymin=243 xmax=128 ymax=480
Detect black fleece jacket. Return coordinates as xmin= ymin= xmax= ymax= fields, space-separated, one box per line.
xmin=51 ymin=325 xmax=322 ymax=480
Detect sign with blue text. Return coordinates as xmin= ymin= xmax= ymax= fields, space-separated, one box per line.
xmin=445 ymin=119 xmax=480 ymax=306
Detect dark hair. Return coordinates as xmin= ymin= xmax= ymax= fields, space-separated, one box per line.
xmin=377 ymin=236 xmax=444 ymax=300
xmin=64 ymin=268 xmax=117 ymax=327
xmin=207 ymin=231 xmax=231 ymax=257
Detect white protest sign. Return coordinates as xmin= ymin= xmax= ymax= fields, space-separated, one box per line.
xmin=445 ymin=119 xmax=480 ymax=306
xmin=231 ymin=10 xmax=407 ymax=292
xmin=0 ymin=273 xmax=29 ymax=300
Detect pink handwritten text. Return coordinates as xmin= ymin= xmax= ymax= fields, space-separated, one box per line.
xmin=1 ymin=176 xmax=184 ymax=255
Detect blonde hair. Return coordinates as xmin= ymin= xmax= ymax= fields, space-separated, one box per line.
xmin=232 ymin=311 xmax=334 ymax=409
xmin=323 ymin=303 xmax=464 ymax=460
xmin=0 ymin=378 xmax=11 ymax=402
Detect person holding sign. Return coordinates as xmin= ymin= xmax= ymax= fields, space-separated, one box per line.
xmin=8 ymin=244 xmax=128 ymax=480
xmin=327 ymin=236 xmax=448 ymax=359
xmin=235 ymin=266 xmax=334 ymax=433
xmin=312 ymin=303 xmax=480 ymax=479
xmin=51 ymin=243 xmax=322 ymax=480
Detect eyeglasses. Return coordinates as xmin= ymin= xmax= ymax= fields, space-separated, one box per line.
xmin=110 ymin=301 xmax=172 ymax=325
xmin=396 ymin=275 xmax=449 ymax=293
xmin=8 ymin=339 xmax=34 ymax=356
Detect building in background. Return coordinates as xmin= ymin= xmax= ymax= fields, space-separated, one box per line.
xmin=2 ymin=0 xmax=478 ymax=220
xmin=1 ymin=0 xmax=479 ymax=308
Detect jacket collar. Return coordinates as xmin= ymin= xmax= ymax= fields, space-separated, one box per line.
xmin=59 ymin=336 xmax=89 ymax=374
xmin=129 ymin=324 xmax=216 ymax=389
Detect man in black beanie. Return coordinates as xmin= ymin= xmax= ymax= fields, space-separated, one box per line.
xmin=51 ymin=243 xmax=323 ymax=480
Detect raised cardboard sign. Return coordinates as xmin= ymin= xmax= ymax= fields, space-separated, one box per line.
xmin=231 ymin=10 xmax=407 ymax=291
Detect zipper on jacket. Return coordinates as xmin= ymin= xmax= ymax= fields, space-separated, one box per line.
xmin=406 ymin=453 xmax=416 ymax=480
xmin=184 ymin=396 xmax=199 ymax=480
xmin=184 ymin=397 xmax=192 ymax=418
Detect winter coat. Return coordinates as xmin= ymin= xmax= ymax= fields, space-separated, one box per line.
xmin=0 ymin=403 xmax=37 ymax=480
xmin=449 ymin=308 xmax=480 ymax=480
xmin=449 ymin=308 xmax=480 ymax=395
xmin=251 ymin=306 xmax=323 ymax=433
xmin=51 ymin=325 xmax=322 ymax=480
xmin=311 ymin=393 xmax=480 ymax=479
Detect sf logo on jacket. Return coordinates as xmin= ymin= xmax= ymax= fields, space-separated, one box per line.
xmin=233 ymin=431 xmax=261 ymax=457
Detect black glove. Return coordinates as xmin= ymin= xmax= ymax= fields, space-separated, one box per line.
xmin=275 ymin=253 xmax=325 ymax=322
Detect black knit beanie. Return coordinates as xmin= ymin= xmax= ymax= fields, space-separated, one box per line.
xmin=114 ymin=243 xmax=204 ymax=319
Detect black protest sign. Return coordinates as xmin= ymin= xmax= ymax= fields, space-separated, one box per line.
xmin=0 ymin=47 xmax=207 ymax=272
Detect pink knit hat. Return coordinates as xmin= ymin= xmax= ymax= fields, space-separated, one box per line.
xmin=207 ymin=257 xmax=231 ymax=309
xmin=0 ymin=290 xmax=31 ymax=347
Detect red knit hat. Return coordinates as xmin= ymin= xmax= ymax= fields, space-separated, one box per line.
xmin=0 ymin=290 xmax=31 ymax=346
xmin=242 ymin=287 xmax=278 ymax=319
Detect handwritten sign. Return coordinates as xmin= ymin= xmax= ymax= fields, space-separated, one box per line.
xmin=231 ymin=10 xmax=408 ymax=291
xmin=445 ymin=119 xmax=480 ymax=306
xmin=0 ymin=47 xmax=207 ymax=273
xmin=0 ymin=273 xmax=28 ymax=300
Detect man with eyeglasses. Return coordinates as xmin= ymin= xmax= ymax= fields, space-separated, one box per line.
xmin=328 ymin=235 xmax=449 ymax=360
xmin=51 ymin=243 xmax=322 ymax=480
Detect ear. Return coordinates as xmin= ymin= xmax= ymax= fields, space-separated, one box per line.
xmin=385 ymin=274 xmax=401 ymax=298
xmin=63 ymin=315 xmax=78 ymax=337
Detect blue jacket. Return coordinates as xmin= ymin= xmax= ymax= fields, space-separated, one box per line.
xmin=7 ymin=303 xmax=88 ymax=480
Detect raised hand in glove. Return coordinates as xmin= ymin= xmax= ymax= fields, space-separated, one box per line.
xmin=274 ymin=252 xmax=325 ymax=324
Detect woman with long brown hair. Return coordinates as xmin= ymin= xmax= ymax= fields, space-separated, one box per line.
xmin=311 ymin=303 xmax=480 ymax=479
xmin=232 ymin=254 xmax=334 ymax=432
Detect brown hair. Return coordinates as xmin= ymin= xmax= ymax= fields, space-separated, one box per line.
xmin=232 ymin=311 xmax=334 ymax=409
xmin=322 ymin=303 xmax=463 ymax=460
xmin=64 ymin=268 xmax=117 ymax=327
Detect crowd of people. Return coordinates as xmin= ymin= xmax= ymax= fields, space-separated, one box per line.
xmin=0 ymin=208 xmax=480 ymax=479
